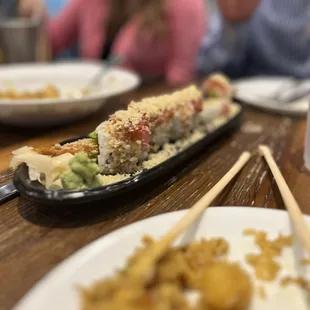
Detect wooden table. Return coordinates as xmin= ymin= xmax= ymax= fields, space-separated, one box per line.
xmin=0 ymin=82 xmax=309 ymax=310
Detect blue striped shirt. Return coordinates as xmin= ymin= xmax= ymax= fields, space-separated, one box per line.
xmin=197 ymin=0 xmax=310 ymax=78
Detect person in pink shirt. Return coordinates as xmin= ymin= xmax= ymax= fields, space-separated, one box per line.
xmin=19 ymin=0 xmax=206 ymax=86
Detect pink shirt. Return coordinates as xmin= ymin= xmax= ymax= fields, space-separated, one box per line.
xmin=48 ymin=0 xmax=206 ymax=85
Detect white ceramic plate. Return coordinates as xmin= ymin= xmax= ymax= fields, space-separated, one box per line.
xmin=234 ymin=77 xmax=310 ymax=116
xmin=0 ymin=61 xmax=140 ymax=126
xmin=14 ymin=207 xmax=310 ymax=310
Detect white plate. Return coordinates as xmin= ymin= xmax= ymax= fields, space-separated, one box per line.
xmin=14 ymin=207 xmax=310 ymax=310
xmin=0 ymin=61 xmax=140 ymax=126
xmin=234 ymin=77 xmax=310 ymax=116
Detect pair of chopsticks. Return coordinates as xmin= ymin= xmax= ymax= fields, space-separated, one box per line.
xmin=259 ymin=146 xmax=310 ymax=252
xmin=129 ymin=145 xmax=310 ymax=281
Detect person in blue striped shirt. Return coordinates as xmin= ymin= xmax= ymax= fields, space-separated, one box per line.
xmin=198 ymin=0 xmax=310 ymax=78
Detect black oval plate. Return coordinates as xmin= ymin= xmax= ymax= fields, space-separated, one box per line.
xmin=14 ymin=106 xmax=243 ymax=205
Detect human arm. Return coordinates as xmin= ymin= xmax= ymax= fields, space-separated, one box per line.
xmin=197 ymin=0 xmax=262 ymax=76
xmin=217 ymin=0 xmax=261 ymax=22
xmin=165 ymin=0 xmax=205 ymax=86
xmin=47 ymin=0 xmax=81 ymax=55
xmin=196 ymin=12 xmax=250 ymax=77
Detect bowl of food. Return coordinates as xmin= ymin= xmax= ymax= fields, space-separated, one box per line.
xmin=0 ymin=61 xmax=140 ymax=127
xmin=13 ymin=207 xmax=310 ymax=310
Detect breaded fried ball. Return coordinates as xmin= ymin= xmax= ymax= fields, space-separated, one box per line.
xmin=200 ymin=261 xmax=252 ymax=310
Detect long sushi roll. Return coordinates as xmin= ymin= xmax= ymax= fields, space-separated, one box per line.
xmin=10 ymin=84 xmax=236 ymax=190
xmin=96 ymin=86 xmax=203 ymax=174
xmin=129 ymin=85 xmax=202 ymax=150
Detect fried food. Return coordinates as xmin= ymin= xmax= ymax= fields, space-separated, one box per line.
xmin=200 ymin=262 xmax=253 ymax=310
xmin=244 ymin=230 xmax=292 ymax=281
xmin=37 ymin=138 xmax=99 ymax=158
xmin=81 ymin=236 xmax=253 ymax=310
xmin=0 ymin=83 xmax=60 ymax=100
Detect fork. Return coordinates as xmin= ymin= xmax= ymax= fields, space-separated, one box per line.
xmin=71 ymin=55 xmax=123 ymax=98
xmin=268 ymin=79 xmax=301 ymax=101
xmin=250 ymin=79 xmax=310 ymax=104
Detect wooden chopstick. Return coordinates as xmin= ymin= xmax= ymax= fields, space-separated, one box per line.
xmin=129 ymin=151 xmax=251 ymax=280
xmin=259 ymin=145 xmax=310 ymax=254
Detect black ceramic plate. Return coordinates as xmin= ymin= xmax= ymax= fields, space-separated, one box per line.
xmin=14 ymin=106 xmax=243 ymax=205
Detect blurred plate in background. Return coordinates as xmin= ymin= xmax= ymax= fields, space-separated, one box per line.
xmin=0 ymin=61 xmax=140 ymax=126
xmin=234 ymin=76 xmax=309 ymax=116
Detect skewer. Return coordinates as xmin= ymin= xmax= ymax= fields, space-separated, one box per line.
xmin=259 ymin=145 xmax=310 ymax=254
xmin=129 ymin=151 xmax=251 ymax=280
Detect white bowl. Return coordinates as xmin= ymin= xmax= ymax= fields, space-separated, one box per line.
xmin=0 ymin=61 xmax=140 ymax=126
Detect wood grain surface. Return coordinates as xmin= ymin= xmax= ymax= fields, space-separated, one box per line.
xmin=0 ymin=82 xmax=309 ymax=310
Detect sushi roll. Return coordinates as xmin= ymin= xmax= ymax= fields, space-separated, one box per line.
xmin=96 ymin=109 xmax=150 ymax=174
xmin=168 ymin=86 xmax=203 ymax=140
xmin=202 ymin=73 xmax=233 ymax=98
xmin=129 ymin=99 xmax=172 ymax=152
xmin=199 ymin=98 xmax=232 ymax=132
xmin=129 ymin=85 xmax=203 ymax=151
xmin=96 ymin=85 xmax=203 ymax=174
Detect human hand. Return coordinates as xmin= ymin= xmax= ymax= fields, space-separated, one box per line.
xmin=18 ymin=0 xmax=46 ymax=19
xmin=217 ymin=0 xmax=261 ymax=22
